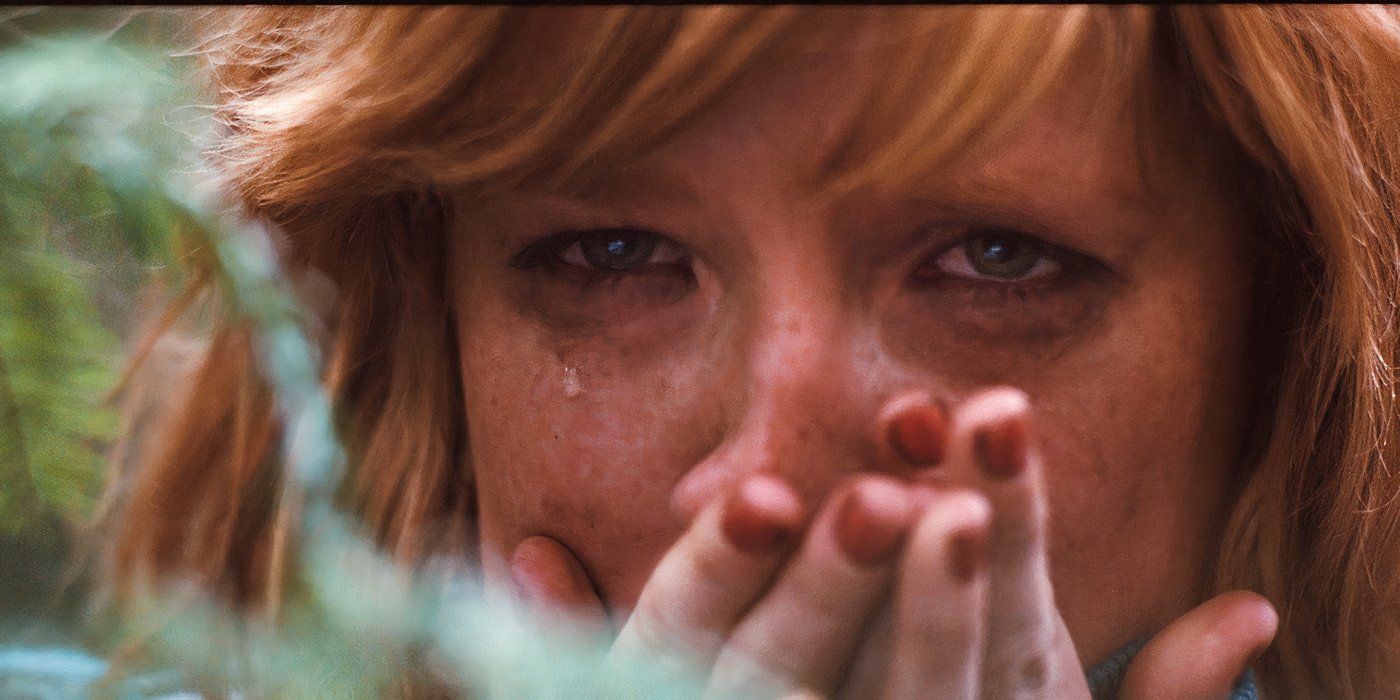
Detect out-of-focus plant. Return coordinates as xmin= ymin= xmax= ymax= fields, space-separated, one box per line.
xmin=0 ymin=10 xmax=707 ymax=698
xmin=0 ymin=14 xmax=194 ymax=539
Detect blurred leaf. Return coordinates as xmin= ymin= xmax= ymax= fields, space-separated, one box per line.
xmin=0 ymin=243 xmax=117 ymax=532
xmin=0 ymin=26 xmax=199 ymax=535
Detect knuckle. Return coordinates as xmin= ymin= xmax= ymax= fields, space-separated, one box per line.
xmin=1018 ymin=654 xmax=1048 ymax=691
xmin=982 ymin=625 xmax=1057 ymax=694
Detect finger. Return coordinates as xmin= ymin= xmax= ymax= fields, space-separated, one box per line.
xmin=838 ymin=597 xmax=896 ymax=697
xmin=1119 ymin=590 xmax=1278 ymax=700
xmin=946 ymin=387 xmax=1087 ymax=698
xmin=510 ymin=535 xmax=609 ymax=631
xmin=705 ymin=476 xmax=919 ymax=698
xmin=885 ymin=488 xmax=991 ymax=700
xmin=609 ymin=475 xmax=804 ymax=674
xmin=836 ymin=490 xmax=946 ymax=695
xmin=879 ymin=390 xmax=950 ymax=468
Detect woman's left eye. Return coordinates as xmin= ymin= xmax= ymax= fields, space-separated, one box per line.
xmin=510 ymin=228 xmax=688 ymax=273
xmin=921 ymin=230 xmax=1062 ymax=283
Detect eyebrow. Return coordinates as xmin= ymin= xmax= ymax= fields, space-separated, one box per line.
xmin=941 ymin=171 xmax=1152 ymax=225
xmin=544 ymin=152 xmax=715 ymax=210
xmin=929 ymin=131 xmax=1159 ymax=209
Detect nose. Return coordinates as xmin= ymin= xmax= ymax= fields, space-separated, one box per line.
xmin=670 ymin=273 xmax=931 ymax=520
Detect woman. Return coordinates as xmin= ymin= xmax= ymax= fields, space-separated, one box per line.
xmin=104 ymin=6 xmax=1400 ymax=697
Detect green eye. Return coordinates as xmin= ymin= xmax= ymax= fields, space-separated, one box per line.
xmin=917 ymin=229 xmax=1063 ymax=283
xmin=964 ymin=235 xmax=1045 ymax=279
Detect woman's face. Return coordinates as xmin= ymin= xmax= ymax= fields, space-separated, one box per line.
xmin=450 ymin=32 xmax=1256 ymax=666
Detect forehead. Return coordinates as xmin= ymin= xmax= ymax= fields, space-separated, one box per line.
xmin=574 ymin=27 xmax=1169 ymax=223
xmin=448 ymin=7 xmax=1234 ymax=216
xmin=680 ymin=70 xmax=1136 ymax=183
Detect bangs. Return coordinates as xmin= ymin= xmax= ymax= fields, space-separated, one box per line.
xmin=208 ymin=6 xmax=1170 ymax=208
xmin=813 ymin=6 xmax=1161 ymax=198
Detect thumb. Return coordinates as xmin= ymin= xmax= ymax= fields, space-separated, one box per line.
xmin=510 ymin=535 xmax=611 ymax=633
xmin=1120 ymin=590 xmax=1278 ymax=700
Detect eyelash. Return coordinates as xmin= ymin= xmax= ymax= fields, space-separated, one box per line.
xmin=508 ymin=228 xmax=688 ymax=274
xmin=916 ymin=228 xmax=1085 ymax=286
xmin=509 ymin=226 xmax=1100 ymax=288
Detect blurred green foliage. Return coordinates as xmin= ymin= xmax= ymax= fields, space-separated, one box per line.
xmin=0 ymin=9 xmax=709 ymax=697
xmin=0 ymin=9 xmax=194 ymax=540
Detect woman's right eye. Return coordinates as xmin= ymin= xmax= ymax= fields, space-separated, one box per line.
xmin=510 ymin=228 xmax=689 ymax=274
xmin=508 ymin=227 xmax=700 ymax=329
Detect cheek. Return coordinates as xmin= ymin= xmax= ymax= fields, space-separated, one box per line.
xmin=1020 ymin=256 xmax=1254 ymax=646
xmin=462 ymin=323 xmax=719 ymax=608
xmin=1034 ymin=345 xmax=1239 ymax=558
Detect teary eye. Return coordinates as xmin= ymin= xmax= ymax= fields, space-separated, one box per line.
xmin=924 ymin=229 xmax=1062 ymax=282
xmin=900 ymin=224 xmax=1119 ymax=344
xmin=964 ymin=235 xmax=1050 ymax=279
xmin=568 ymin=230 xmax=661 ymax=271
xmin=510 ymin=228 xmax=687 ymax=273
xmin=506 ymin=225 xmax=700 ymax=330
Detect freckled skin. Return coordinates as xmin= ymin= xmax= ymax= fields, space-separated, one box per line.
xmin=450 ymin=36 xmax=1255 ymax=668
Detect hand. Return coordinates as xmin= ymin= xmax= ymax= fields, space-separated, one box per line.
xmin=506 ymin=387 xmax=1279 ymax=699
xmin=512 ymin=471 xmax=926 ymax=696
xmin=871 ymin=388 xmax=1279 ymax=699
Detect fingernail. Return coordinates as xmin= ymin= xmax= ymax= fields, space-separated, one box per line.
xmin=948 ymin=527 xmax=987 ymax=583
xmin=721 ymin=478 xmax=800 ymax=555
xmin=974 ymin=417 xmax=1027 ymax=480
xmin=887 ymin=403 xmax=947 ymax=465
xmin=836 ymin=483 xmax=909 ymax=567
xmin=509 ymin=552 xmax=546 ymax=604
